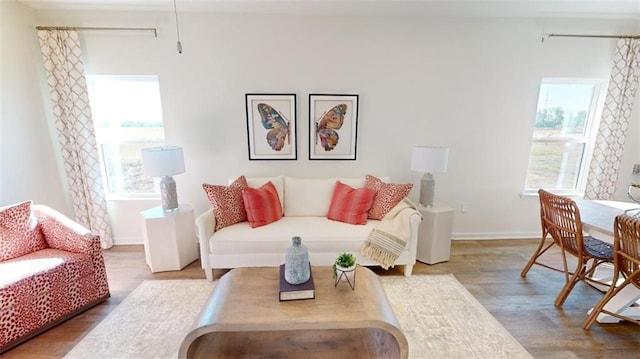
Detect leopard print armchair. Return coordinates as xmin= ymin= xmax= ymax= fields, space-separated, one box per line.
xmin=0 ymin=201 xmax=110 ymax=353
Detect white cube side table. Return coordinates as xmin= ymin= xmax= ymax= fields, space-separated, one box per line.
xmin=141 ymin=204 xmax=199 ymax=273
xmin=416 ymin=204 xmax=454 ymax=265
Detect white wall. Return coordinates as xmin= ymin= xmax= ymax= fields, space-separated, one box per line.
xmin=4 ymin=2 xmax=639 ymax=243
xmin=1 ymin=1 xmax=70 ymax=215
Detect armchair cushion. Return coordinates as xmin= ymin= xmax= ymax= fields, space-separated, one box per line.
xmin=0 ymin=201 xmax=46 ymax=261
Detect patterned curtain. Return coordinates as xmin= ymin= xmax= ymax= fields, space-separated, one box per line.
xmin=37 ymin=30 xmax=113 ymax=249
xmin=585 ymin=38 xmax=640 ymax=200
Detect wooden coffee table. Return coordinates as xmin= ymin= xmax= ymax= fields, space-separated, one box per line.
xmin=179 ymin=266 xmax=408 ymax=359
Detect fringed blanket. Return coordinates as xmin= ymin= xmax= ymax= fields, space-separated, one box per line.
xmin=361 ymin=198 xmax=421 ymax=269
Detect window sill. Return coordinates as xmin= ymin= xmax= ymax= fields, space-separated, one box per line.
xmin=106 ymin=195 xmax=160 ymax=202
xmin=520 ymin=191 xmax=584 ymax=199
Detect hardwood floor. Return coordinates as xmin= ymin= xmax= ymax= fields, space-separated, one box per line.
xmin=3 ymin=239 xmax=640 ymax=358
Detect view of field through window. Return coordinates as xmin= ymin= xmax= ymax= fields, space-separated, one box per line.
xmin=524 ymin=80 xmax=604 ymax=193
xmin=87 ymin=76 xmax=165 ymax=195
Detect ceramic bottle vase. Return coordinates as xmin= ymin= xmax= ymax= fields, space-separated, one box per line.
xmin=285 ymin=236 xmax=310 ymax=285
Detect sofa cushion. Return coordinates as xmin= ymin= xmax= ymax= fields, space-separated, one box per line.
xmin=337 ymin=177 xmax=366 ymax=188
xmin=284 ymin=177 xmax=338 ymax=217
xmin=242 ymin=181 xmax=283 ymax=228
xmin=327 ymin=181 xmax=375 ymax=225
xmin=0 ymin=201 xmax=46 ymax=261
xmin=365 ymin=174 xmax=413 ymax=220
xmin=203 ymin=176 xmax=248 ymax=230
xmin=284 ymin=177 xmax=366 ymax=217
xmin=208 ymin=217 xmax=379 ymax=255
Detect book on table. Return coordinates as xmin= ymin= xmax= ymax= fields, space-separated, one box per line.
xmin=279 ymin=263 xmax=315 ymax=301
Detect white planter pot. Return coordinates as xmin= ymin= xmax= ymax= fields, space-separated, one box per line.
xmin=335 ymin=264 xmax=356 ymax=283
xmin=629 ymin=185 xmax=640 ymax=203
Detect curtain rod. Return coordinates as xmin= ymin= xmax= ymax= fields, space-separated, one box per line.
xmin=544 ymin=33 xmax=640 ymax=40
xmin=36 ymin=26 xmax=157 ymax=37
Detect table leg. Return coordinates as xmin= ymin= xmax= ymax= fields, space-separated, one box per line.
xmin=589 ymin=285 xmax=640 ymax=324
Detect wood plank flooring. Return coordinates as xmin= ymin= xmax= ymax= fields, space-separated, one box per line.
xmin=2 ymin=239 xmax=640 ymax=358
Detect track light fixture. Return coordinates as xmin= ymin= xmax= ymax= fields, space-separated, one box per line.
xmin=173 ymin=0 xmax=182 ymax=54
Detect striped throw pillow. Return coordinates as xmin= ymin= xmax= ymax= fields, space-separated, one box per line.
xmin=242 ymin=181 xmax=283 ymax=228
xmin=327 ymin=181 xmax=376 ymax=225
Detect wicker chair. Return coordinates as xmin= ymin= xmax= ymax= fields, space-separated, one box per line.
xmin=583 ymin=214 xmax=640 ymax=329
xmin=520 ymin=192 xmax=556 ymax=277
xmin=537 ymin=189 xmax=614 ymax=306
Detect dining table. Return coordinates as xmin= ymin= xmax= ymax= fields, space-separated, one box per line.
xmin=575 ymin=199 xmax=640 ymax=324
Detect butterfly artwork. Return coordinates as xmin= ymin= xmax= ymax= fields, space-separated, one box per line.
xmin=315 ymin=104 xmax=347 ymax=151
xmin=257 ymin=103 xmax=290 ymax=151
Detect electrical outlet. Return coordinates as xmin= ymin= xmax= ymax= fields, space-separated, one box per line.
xmin=461 ymin=202 xmax=469 ymax=213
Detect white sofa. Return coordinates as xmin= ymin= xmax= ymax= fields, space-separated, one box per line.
xmin=196 ymin=175 xmax=422 ymax=281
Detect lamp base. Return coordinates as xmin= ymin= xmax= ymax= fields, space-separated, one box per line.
xmin=160 ymin=176 xmax=179 ymax=211
xmin=419 ymin=173 xmax=435 ymax=207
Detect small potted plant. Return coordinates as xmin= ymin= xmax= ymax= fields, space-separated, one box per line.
xmin=333 ymin=252 xmax=357 ymax=288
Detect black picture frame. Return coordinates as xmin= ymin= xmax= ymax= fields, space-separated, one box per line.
xmin=309 ymin=94 xmax=359 ymax=160
xmin=245 ymin=93 xmax=297 ymax=160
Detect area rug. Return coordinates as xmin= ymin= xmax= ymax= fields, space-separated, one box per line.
xmin=64 ymin=275 xmax=532 ymax=359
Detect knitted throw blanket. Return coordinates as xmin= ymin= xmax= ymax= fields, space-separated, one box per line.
xmin=361 ymin=198 xmax=421 ymax=269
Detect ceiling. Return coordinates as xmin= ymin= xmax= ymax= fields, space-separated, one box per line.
xmin=15 ymin=0 xmax=640 ymax=19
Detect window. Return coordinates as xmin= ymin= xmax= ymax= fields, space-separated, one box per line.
xmin=87 ymin=76 xmax=165 ymax=197
xmin=523 ymin=78 xmax=607 ymax=195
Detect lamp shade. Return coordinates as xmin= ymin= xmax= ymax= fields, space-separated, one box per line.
xmin=410 ymin=146 xmax=449 ymax=173
xmin=141 ymin=146 xmax=185 ymax=177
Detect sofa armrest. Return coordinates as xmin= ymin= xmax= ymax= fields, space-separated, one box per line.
xmin=195 ymin=209 xmax=217 ymax=269
xmin=407 ymin=209 xmax=423 ymax=262
xmin=32 ymin=205 xmax=96 ymax=255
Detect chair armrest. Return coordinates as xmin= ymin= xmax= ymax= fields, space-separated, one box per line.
xmin=32 ymin=204 xmax=110 ymax=298
xmin=195 ymin=209 xmax=217 ymax=268
xmin=32 ymin=205 xmax=97 ymax=255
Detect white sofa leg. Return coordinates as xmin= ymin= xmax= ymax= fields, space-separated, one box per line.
xmin=402 ymin=264 xmax=413 ymax=277
xmin=204 ymin=268 xmax=214 ymax=281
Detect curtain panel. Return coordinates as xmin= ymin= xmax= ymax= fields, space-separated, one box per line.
xmin=585 ymin=38 xmax=640 ymax=200
xmin=37 ymin=29 xmax=113 ymax=249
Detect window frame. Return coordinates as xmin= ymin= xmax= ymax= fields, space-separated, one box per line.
xmin=523 ymin=78 xmax=607 ymax=197
xmin=86 ymin=75 xmax=166 ymax=199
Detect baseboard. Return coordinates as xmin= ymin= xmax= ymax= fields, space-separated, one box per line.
xmin=452 ymin=231 xmax=539 ymax=240
xmin=113 ymin=233 xmax=539 ymax=244
xmin=112 ymin=236 xmax=144 ymax=245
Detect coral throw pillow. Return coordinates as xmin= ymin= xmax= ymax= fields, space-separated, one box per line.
xmin=242 ymin=181 xmax=283 ymax=228
xmin=364 ymin=174 xmax=413 ymax=220
xmin=0 ymin=200 xmax=46 ymax=261
xmin=202 ymin=176 xmax=248 ymax=231
xmin=327 ymin=181 xmax=376 ymax=225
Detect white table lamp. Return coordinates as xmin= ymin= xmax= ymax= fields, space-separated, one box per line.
xmin=141 ymin=146 xmax=185 ymax=211
xmin=411 ymin=146 xmax=449 ymax=207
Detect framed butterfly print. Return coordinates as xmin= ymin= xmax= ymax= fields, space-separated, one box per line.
xmin=309 ymin=94 xmax=359 ymax=160
xmin=245 ymin=93 xmax=297 ymax=160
